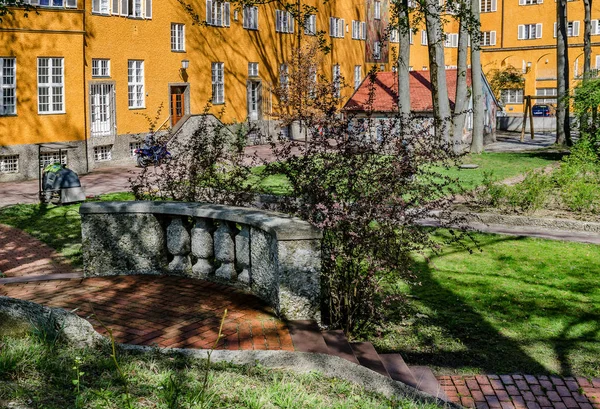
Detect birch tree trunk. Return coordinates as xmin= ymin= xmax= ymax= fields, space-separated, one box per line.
xmin=425 ymin=0 xmax=451 ymax=142
xmin=470 ymin=0 xmax=484 ymax=153
xmin=556 ymin=0 xmax=573 ymax=146
xmin=453 ymin=0 xmax=469 ymax=153
xmin=581 ymin=0 xmax=592 ymax=133
xmin=397 ymin=0 xmax=411 ymax=134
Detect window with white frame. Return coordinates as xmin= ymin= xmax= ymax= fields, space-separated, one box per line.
xmin=421 ymin=30 xmax=428 ymax=45
xmin=481 ymin=31 xmax=496 ymax=46
xmin=206 ymin=0 xmax=230 ymax=27
xmin=38 ymin=57 xmax=64 ymax=114
xmin=1 ymin=57 xmax=16 ymax=116
xmin=517 ymin=24 xmax=542 ymax=40
xmin=212 ymin=62 xmax=224 ymax=104
xmin=333 ymin=64 xmax=341 ymax=97
xmin=553 ymin=21 xmax=580 ymax=37
xmin=535 ymin=88 xmax=557 ymax=103
xmin=354 ymin=65 xmax=362 ymax=90
xmin=374 ymin=1 xmax=381 ymax=19
xmin=39 ymin=151 xmax=67 ymax=168
xmin=279 ymin=63 xmax=288 ymax=88
xmin=390 ymin=28 xmax=399 ymax=43
xmin=501 ymin=89 xmax=523 ymax=104
xmin=94 ymin=145 xmax=112 ymax=162
xmin=92 ymin=0 xmax=110 ymax=14
xmin=0 ymin=155 xmax=18 ymax=173
xmin=16 ymin=0 xmax=77 ymax=8
xmin=171 ymin=23 xmax=185 ymax=51
xmin=373 ymin=41 xmax=381 ymax=59
xmin=518 ymin=0 xmax=542 ymax=4
xmin=330 ymin=17 xmax=344 ymax=38
xmin=304 ymin=14 xmax=316 ymax=35
xmin=592 ymin=20 xmax=600 ymax=35
xmin=444 ymin=33 xmax=458 ymax=48
xmin=243 ymin=6 xmax=258 ymax=30
xmin=92 ymin=59 xmax=110 ymax=77
xmin=100 ymin=0 xmax=151 ymax=18
xmin=480 ymin=0 xmax=497 ymax=11
xmin=127 ymin=60 xmax=144 ymax=108
xmin=248 ymin=62 xmax=258 ymax=77
xmin=275 ymin=9 xmax=294 ymax=33
xmin=129 ymin=142 xmax=142 ymax=157
xmin=351 ymin=20 xmax=366 ymax=40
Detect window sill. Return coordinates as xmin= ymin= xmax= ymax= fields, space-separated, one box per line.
xmin=244 ymin=27 xmax=259 ymax=31
xmin=171 ymin=50 xmax=186 ymax=53
xmin=0 ymin=114 xmax=17 ymax=117
xmin=128 ymin=107 xmax=146 ymax=110
xmin=38 ymin=112 xmax=66 ymax=115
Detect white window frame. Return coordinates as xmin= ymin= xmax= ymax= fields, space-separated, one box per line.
xmin=127 ymin=60 xmax=144 ymax=109
xmin=91 ymin=58 xmax=110 ymax=77
xmin=129 ymin=142 xmax=142 ymax=157
xmin=481 ymin=31 xmax=496 ymax=46
xmin=333 ymin=64 xmax=341 ymax=98
xmin=275 ymin=9 xmax=294 ymax=33
xmin=535 ymin=88 xmax=557 ymax=103
xmin=39 ymin=151 xmax=67 ymax=168
xmin=94 ymin=145 xmax=112 ymax=162
xmin=248 ymin=62 xmax=259 ymax=77
xmin=0 ymin=57 xmax=16 ymax=116
xmin=279 ymin=63 xmax=288 ymax=89
xmin=518 ymin=0 xmax=542 ymax=5
xmin=329 ymin=17 xmax=344 ymax=38
xmin=390 ymin=28 xmax=399 ymax=43
xmin=0 ymin=155 xmax=19 ymax=174
xmin=171 ymin=23 xmax=185 ymax=51
xmin=373 ymin=41 xmax=381 ymax=59
xmin=518 ymin=24 xmax=542 ymax=40
xmin=592 ymin=20 xmax=600 ymax=35
xmin=243 ymin=6 xmax=258 ymax=30
xmin=304 ymin=14 xmax=316 ymax=35
xmin=24 ymin=0 xmax=77 ymax=8
xmin=206 ymin=0 xmax=230 ymax=27
xmin=444 ymin=33 xmax=458 ymax=48
xmin=37 ymin=57 xmax=65 ymax=114
xmin=354 ymin=65 xmax=362 ymax=90
xmin=92 ymin=0 xmax=110 ymax=14
xmin=501 ymin=89 xmax=524 ymax=104
xmin=421 ymin=30 xmax=428 ymax=45
xmin=374 ymin=1 xmax=381 ymax=19
xmin=212 ymin=62 xmax=225 ymax=104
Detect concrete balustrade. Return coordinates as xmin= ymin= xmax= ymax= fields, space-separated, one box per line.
xmin=79 ymin=201 xmax=322 ymax=321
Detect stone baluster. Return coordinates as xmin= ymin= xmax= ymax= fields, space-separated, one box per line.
xmin=166 ymin=217 xmax=191 ymax=273
xmin=191 ymin=218 xmax=214 ymax=278
xmin=235 ymin=225 xmax=251 ymax=285
xmin=214 ymin=222 xmax=236 ymax=280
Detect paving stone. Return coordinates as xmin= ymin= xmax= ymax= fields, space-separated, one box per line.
xmin=501 ymin=376 xmax=515 ymax=385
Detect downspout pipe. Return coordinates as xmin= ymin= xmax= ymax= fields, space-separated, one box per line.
xmin=82 ymin=0 xmax=89 ymax=173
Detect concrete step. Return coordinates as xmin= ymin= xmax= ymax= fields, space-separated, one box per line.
xmin=287 ymin=320 xmax=329 ymax=354
xmin=409 ymin=365 xmax=449 ymax=401
xmin=350 ymin=342 xmax=390 ymax=377
xmin=379 ymin=353 xmax=418 ymax=388
xmin=322 ymin=330 xmax=360 ymax=365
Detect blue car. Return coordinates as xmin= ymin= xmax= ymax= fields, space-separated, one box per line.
xmin=532 ymin=104 xmax=554 ymax=117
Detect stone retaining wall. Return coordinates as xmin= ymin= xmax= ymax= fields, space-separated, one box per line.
xmin=79 ymin=201 xmax=322 ymax=322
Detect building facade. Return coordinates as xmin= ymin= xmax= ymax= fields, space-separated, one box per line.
xmin=1 ymin=0 xmax=599 ymax=181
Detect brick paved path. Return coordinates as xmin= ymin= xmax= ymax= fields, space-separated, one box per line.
xmin=439 ymin=374 xmax=600 ymax=409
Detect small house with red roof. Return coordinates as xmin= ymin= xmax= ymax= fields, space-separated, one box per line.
xmin=344 ymin=69 xmax=501 ymax=144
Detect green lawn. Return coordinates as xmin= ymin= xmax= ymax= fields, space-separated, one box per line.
xmin=0 ymin=335 xmax=430 ymax=409
xmin=436 ymin=151 xmax=564 ymax=190
xmin=0 ymin=192 xmax=134 ymax=267
xmin=374 ymin=231 xmax=600 ymax=377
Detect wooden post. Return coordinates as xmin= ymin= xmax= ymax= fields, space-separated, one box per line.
xmin=528 ymin=97 xmax=535 ymax=140
xmin=520 ymin=96 xmax=529 ymax=142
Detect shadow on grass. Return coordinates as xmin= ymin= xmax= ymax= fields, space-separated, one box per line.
xmin=380 ymin=233 xmax=600 ymax=376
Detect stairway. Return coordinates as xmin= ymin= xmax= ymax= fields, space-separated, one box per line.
xmin=288 ymin=320 xmax=448 ymax=401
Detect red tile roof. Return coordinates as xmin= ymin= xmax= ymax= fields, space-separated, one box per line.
xmin=344 ymin=69 xmax=473 ymax=113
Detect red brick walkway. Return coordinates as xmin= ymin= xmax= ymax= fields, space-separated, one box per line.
xmin=439 ymin=374 xmax=600 ymax=409
xmin=0 ymin=224 xmax=293 ymax=350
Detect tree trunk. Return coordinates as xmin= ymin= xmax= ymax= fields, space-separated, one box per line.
xmin=581 ymin=0 xmax=592 ymax=133
xmin=425 ymin=0 xmax=451 ymax=142
xmin=556 ymin=0 xmax=572 ymax=146
xmin=470 ymin=0 xmax=484 ymax=153
xmin=453 ymin=1 xmax=469 ymax=153
xmin=397 ymin=0 xmax=411 ymax=134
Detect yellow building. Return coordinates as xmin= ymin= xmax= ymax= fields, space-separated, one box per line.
xmin=1 ymin=0 xmax=396 ymax=181
xmin=1 ymin=0 xmax=599 ymax=181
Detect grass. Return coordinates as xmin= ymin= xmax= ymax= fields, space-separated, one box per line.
xmin=436 ymin=151 xmax=564 ymax=190
xmin=0 ymin=192 xmax=135 ymax=267
xmin=0 ymin=334 xmax=437 ymax=409
xmin=373 ymin=231 xmax=600 ymax=378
